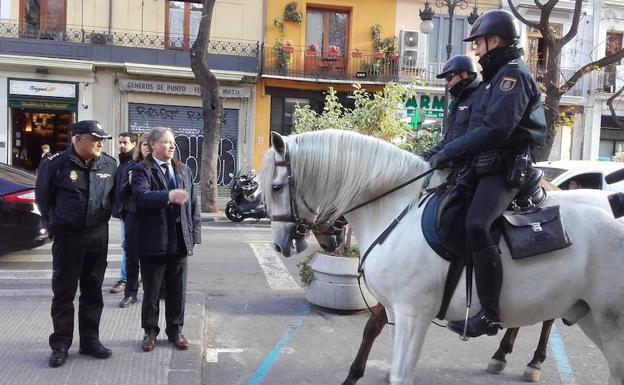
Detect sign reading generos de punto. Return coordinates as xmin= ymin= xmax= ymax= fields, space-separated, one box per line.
xmin=9 ymin=79 xmax=77 ymax=99
xmin=119 ymin=79 xmax=250 ymax=98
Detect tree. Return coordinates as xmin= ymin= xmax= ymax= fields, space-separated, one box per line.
xmin=507 ymin=0 xmax=624 ymax=160
xmin=190 ymin=0 xmax=223 ymax=212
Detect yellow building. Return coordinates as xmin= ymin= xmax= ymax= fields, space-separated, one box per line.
xmin=254 ymin=0 xmax=399 ymax=169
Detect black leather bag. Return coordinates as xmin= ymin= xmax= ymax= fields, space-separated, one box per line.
xmin=501 ymin=205 xmax=572 ymax=259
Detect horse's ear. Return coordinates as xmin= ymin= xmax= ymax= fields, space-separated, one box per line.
xmin=271 ymin=131 xmax=286 ymax=156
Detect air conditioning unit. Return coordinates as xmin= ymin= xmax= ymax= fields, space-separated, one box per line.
xmin=399 ymin=30 xmax=419 ymax=69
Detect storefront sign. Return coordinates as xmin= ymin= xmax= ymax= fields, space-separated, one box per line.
xmin=9 ymin=79 xmax=77 ymax=99
xmin=9 ymin=100 xmax=78 ymax=111
xmin=119 ymin=79 xmax=250 ymax=98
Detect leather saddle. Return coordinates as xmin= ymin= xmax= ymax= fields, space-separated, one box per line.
xmin=421 ymin=167 xmax=546 ymax=262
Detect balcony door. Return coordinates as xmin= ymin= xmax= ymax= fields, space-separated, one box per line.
xmin=305 ymin=8 xmax=350 ymax=73
xmin=166 ymin=1 xmax=203 ymax=50
xmin=427 ymin=16 xmax=467 ymax=66
xmin=19 ymin=0 xmax=66 ymax=39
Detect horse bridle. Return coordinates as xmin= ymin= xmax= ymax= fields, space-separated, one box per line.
xmin=270 ymin=147 xmax=320 ymax=240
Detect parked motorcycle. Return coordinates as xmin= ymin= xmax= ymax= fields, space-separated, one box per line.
xmin=225 ymin=170 xmax=267 ymax=222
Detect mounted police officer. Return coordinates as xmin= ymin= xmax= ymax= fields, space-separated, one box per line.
xmin=429 ymin=9 xmax=547 ymax=338
xmin=35 ymin=120 xmax=117 ymax=367
xmin=424 ymin=55 xmax=481 ymax=164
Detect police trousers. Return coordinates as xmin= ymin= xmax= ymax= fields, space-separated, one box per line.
xmin=49 ymin=226 xmax=108 ymax=350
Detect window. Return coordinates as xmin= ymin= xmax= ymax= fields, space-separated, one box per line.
xmin=305 ymin=8 xmax=349 ymax=59
xmin=428 ymin=16 xmax=467 ymax=64
xmin=526 ymin=24 xmax=562 ymax=73
xmin=166 ymin=1 xmax=203 ymax=50
xmin=20 ymin=0 xmax=66 ymax=38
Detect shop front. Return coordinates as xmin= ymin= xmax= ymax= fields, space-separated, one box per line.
xmin=8 ymin=79 xmax=78 ymax=171
xmin=120 ymin=79 xmax=252 ymax=187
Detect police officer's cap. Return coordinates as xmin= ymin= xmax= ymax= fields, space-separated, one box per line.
xmin=436 ymin=55 xmax=478 ymax=79
xmin=71 ymin=120 xmax=112 ymax=139
xmin=463 ymin=9 xmax=520 ymax=43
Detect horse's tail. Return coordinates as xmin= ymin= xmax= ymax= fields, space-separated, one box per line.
xmin=608 ymin=192 xmax=624 ymax=218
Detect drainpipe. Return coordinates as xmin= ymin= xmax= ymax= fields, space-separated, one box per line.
xmin=108 ymin=0 xmax=112 ymax=36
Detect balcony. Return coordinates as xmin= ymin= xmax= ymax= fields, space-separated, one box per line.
xmin=262 ymin=44 xmax=403 ymax=83
xmin=0 ymin=21 xmax=259 ymax=74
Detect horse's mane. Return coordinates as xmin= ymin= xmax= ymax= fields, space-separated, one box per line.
xmin=261 ymin=129 xmax=430 ymax=223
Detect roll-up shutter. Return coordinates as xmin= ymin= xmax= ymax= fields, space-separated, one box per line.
xmin=128 ymin=102 xmax=239 ymax=187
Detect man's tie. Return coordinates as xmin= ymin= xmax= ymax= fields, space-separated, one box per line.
xmin=161 ymin=163 xmax=176 ymax=190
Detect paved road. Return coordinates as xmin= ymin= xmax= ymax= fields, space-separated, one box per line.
xmin=0 ymin=218 xmax=611 ymax=385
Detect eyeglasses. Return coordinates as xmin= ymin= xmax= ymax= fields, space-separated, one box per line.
xmin=444 ymin=73 xmax=456 ymax=82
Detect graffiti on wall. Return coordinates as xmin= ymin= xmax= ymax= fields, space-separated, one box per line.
xmin=128 ymin=103 xmax=238 ymax=186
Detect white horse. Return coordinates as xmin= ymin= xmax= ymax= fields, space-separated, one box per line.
xmin=261 ymin=129 xmax=624 ymax=385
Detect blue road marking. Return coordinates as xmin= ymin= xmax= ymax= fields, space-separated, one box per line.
xmin=548 ymin=324 xmax=577 ymax=385
xmin=247 ymin=309 xmax=309 ymax=385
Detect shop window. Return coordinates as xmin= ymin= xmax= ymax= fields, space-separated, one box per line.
xmin=20 ymin=0 xmax=66 ymax=39
xmin=269 ymin=96 xmax=311 ymax=136
xmin=166 ymin=1 xmax=203 ymax=50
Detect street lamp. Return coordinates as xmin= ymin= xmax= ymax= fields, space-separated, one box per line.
xmin=419 ymin=0 xmax=480 ymax=129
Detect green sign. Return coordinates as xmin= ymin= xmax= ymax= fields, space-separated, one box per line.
xmin=9 ymin=100 xmax=78 ymax=111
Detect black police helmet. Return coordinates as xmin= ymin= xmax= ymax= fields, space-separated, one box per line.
xmin=463 ymin=9 xmax=520 ymax=44
xmin=436 ymin=55 xmax=478 ymax=79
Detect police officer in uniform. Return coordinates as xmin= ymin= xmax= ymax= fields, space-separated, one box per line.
xmin=429 ymin=10 xmax=547 ymax=338
xmin=424 ymin=55 xmax=481 ymax=163
xmin=35 ymin=120 xmax=117 ymax=367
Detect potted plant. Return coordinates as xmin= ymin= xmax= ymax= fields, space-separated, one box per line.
xmin=283 ymin=41 xmax=295 ymax=54
xmin=284 ymin=1 xmax=303 ymax=24
xmin=328 ymin=44 xmax=342 ymax=58
xmin=373 ymin=51 xmax=386 ymax=59
xmin=306 ymin=43 xmax=319 ymax=56
xmin=351 ymin=48 xmax=363 ymax=58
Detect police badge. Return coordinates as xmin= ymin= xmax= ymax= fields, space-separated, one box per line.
xmin=69 ymin=170 xmax=78 ymax=181
xmin=500 ymin=76 xmax=517 ymax=91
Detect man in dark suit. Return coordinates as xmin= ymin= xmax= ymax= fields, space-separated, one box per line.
xmin=131 ymin=127 xmax=201 ymax=352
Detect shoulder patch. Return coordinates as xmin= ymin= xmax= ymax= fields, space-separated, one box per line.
xmin=500 ymin=76 xmax=518 ymax=92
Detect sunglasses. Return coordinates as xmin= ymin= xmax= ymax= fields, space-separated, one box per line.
xmin=444 ymin=72 xmax=456 ymax=81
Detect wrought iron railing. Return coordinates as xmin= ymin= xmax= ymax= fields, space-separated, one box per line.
xmin=0 ymin=21 xmax=259 ymax=57
xmin=262 ymin=44 xmax=402 ymax=82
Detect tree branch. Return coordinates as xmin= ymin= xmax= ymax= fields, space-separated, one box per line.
xmin=507 ymin=0 xmax=541 ymax=29
xmin=607 ymin=84 xmax=624 ymax=129
xmin=561 ymin=48 xmax=624 ymax=93
xmin=560 ymin=0 xmax=583 ymax=46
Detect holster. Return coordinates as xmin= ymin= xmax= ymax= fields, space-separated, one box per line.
xmin=507 ymin=153 xmax=531 ymax=187
xmin=473 ymin=151 xmax=502 ymax=177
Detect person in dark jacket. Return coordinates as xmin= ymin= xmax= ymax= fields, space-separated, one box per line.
xmin=430 ymin=10 xmax=548 ymax=338
xmin=116 ymin=133 xmax=149 ymax=308
xmin=110 ymin=132 xmax=138 ymax=294
xmin=35 ymin=120 xmax=117 ymax=367
xmin=423 ymin=55 xmax=482 ymax=164
xmin=131 ymin=127 xmax=201 ymax=352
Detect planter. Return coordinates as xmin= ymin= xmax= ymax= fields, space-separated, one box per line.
xmin=305 ymin=49 xmax=318 ymax=56
xmin=388 ymin=54 xmax=399 ymax=61
xmin=305 ymin=253 xmax=378 ymax=311
xmin=351 ymin=51 xmax=363 ymax=58
xmin=373 ymin=51 xmax=386 ymax=59
xmin=283 ymin=45 xmax=295 ymax=53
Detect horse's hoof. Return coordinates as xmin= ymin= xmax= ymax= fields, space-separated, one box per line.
xmin=486 ymin=358 xmax=506 ymax=374
xmin=522 ymin=366 xmax=542 ymax=382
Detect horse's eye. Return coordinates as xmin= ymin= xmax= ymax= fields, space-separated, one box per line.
xmin=272 ymin=184 xmax=283 ymax=192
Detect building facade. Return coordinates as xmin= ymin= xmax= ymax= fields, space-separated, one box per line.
xmin=0 ymin=0 xmax=262 ymax=187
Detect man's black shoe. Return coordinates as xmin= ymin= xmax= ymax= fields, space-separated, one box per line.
xmin=118 ymin=296 xmax=137 ymax=308
xmin=447 ymin=310 xmax=502 ymax=338
xmin=79 ymin=341 xmax=112 ymax=359
xmin=49 ymin=347 xmax=68 ymax=367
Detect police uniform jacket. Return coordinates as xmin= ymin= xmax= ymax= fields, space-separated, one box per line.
xmin=433 ymin=47 xmax=547 ymax=162
xmin=424 ymin=76 xmax=482 ymax=160
xmin=35 ymin=147 xmax=117 ymax=236
xmin=131 ymin=155 xmax=201 ymax=257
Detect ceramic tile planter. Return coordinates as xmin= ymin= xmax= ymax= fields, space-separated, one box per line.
xmin=305 ymin=253 xmax=378 ymax=311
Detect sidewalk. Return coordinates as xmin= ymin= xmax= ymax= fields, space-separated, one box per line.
xmin=0 ymin=289 xmax=205 ymax=385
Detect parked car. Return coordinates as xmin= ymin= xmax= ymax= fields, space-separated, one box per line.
xmin=535 ymin=160 xmax=624 ymax=192
xmin=0 ymin=163 xmax=48 ymax=254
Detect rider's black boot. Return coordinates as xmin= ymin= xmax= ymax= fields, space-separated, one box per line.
xmin=448 ymin=245 xmax=503 ymax=338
